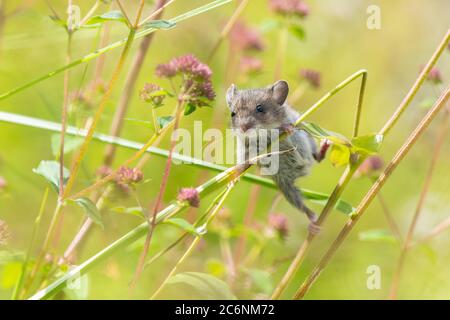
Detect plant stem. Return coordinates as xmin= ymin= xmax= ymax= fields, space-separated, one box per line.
xmin=138 ymin=0 xmax=177 ymax=27
xmin=379 ymin=30 xmax=450 ymax=135
xmin=62 ymin=28 xmax=137 ymax=198
xmin=270 ymin=70 xmax=368 ymax=299
xmin=294 ymin=86 xmax=450 ymax=300
xmin=376 ymin=191 xmax=402 ymax=241
xmin=207 ymin=0 xmax=249 ymax=63
xmin=274 ymin=26 xmax=288 ymax=80
xmin=270 ymin=164 xmax=358 ymax=299
xmin=12 ymin=187 xmax=49 ymax=300
xmin=103 ymin=0 xmax=168 ymax=167
xmin=388 ymin=108 xmax=449 ymax=299
xmin=61 ymin=185 xmax=113 ymax=264
xmin=0 ymin=0 xmax=233 ymax=100
xmin=59 ymin=1 xmax=73 ymax=197
xmin=132 ymin=99 xmax=185 ymax=286
xmin=150 ymin=182 xmax=237 ymax=299
xmin=29 ymin=159 xmax=252 ymax=300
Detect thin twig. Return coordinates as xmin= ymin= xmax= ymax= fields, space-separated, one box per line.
xmin=294 ymin=86 xmax=450 ymax=300
xmin=150 ymin=181 xmax=237 ymax=299
xmin=388 ymin=108 xmax=449 ymax=299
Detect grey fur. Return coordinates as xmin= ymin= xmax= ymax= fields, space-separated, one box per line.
xmin=227 ymin=81 xmax=319 ymax=223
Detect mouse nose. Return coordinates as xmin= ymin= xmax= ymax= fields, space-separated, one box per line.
xmin=240 ymin=123 xmax=252 ymax=133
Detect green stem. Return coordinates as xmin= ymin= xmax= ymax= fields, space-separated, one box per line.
xmin=388 ymin=108 xmax=449 ymax=299
xmin=0 ymin=0 xmax=232 ymax=101
xmin=150 ymin=182 xmax=236 ymax=299
xmin=270 ymin=70 xmax=368 ymax=300
xmin=12 ymin=187 xmax=49 ymax=300
xmin=294 ymin=86 xmax=450 ymax=300
xmin=0 ymin=110 xmax=353 ymax=213
xmin=379 ymin=30 xmax=450 ymax=135
xmin=62 ymin=28 xmax=136 ymax=198
xmin=29 ymin=160 xmax=250 ymax=300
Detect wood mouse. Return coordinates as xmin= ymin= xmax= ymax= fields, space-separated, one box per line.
xmin=226 ymin=80 xmax=324 ymax=233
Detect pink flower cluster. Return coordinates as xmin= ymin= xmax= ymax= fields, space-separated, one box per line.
xmin=155 ymin=54 xmax=215 ymax=107
xmin=269 ymin=0 xmax=309 ymax=18
xmin=177 ymin=188 xmax=200 ymax=208
xmin=300 ymin=68 xmax=321 ymax=88
xmin=116 ymin=166 xmax=144 ymax=185
xmin=268 ymin=213 xmax=289 ymax=239
xmin=140 ymin=83 xmax=166 ymax=107
xmin=229 ymin=21 xmax=265 ymax=52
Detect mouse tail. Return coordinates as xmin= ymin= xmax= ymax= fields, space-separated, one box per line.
xmin=273 ymin=177 xmax=317 ymax=222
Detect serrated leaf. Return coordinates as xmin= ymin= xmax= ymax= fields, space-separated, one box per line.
xmin=86 ymin=10 xmax=127 ymax=25
xmin=167 ymin=272 xmax=237 ymax=300
xmin=111 ymin=206 xmax=146 ymax=219
xmin=184 ymin=103 xmax=197 ymax=116
xmin=163 ymin=218 xmax=205 ymax=236
xmin=157 ymin=116 xmax=174 ymax=129
xmin=141 ymin=20 xmax=177 ymax=30
xmin=358 ymin=229 xmax=397 ymax=244
xmin=51 ymin=134 xmax=84 ymax=157
xmin=70 ymin=197 xmax=103 ymax=227
xmin=32 ymin=160 xmax=70 ymax=192
xmin=351 ymin=134 xmax=383 ymax=155
xmin=329 ymin=144 xmax=350 ymax=167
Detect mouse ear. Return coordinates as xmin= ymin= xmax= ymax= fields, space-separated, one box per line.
xmin=270 ymin=80 xmax=289 ymax=105
xmin=226 ymin=84 xmax=237 ymax=108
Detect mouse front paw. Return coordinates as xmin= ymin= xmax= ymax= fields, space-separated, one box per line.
xmin=314 ymin=139 xmax=331 ymax=163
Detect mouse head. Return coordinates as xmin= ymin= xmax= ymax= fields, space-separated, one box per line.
xmin=226 ymin=80 xmax=289 ymax=133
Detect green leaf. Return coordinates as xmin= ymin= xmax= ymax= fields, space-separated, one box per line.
xmin=358 ymin=229 xmax=397 ymax=244
xmin=351 ymin=133 xmax=383 ymax=155
xmin=167 ymin=272 xmax=237 ymax=300
xmin=141 ymin=20 xmax=177 ymax=30
xmin=329 ymin=144 xmax=350 ymax=167
xmin=289 ymin=24 xmax=306 ymax=41
xmin=157 ymin=116 xmax=174 ymax=129
xmin=301 ymin=122 xmax=350 ymax=146
xmin=163 ymin=218 xmax=206 ymax=236
xmin=184 ymin=103 xmax=197 ymax=116
xmin=51 ymin=134 xmax=84 ymax=157
xmin=70 ymin=197 xmax=103 ymax=228
xmin=111 ymin=206 xmax=146 ymax=219
xmin=86 ymin=10 xmax=127 ymax=25
xmin=32 ymin=160 xmax=70 ymax=192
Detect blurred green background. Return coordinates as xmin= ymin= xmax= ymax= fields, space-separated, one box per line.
xmin=0 ymin=0 xmax=449 ymax=299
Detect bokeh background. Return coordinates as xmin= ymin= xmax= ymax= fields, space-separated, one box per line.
xmin=0 ymin=0 xmax=449 ymax=299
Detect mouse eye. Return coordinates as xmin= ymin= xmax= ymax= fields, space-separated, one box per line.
xmin=256 ymin=105 xmax=264 ymax=113
xmin=231 ymin=111 xmax=236 ymax=117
